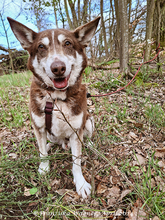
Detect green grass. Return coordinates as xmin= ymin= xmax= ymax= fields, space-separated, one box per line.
xmin=144 ymin=104 xmax=165 ymax=128
xmin=97 ymin=59 xmax=119 ymax=66
xmin=0 ymin=71 xmax=32 ymax=128
xmin=0 ymin=71 xmax=32 ymax=88
xmin=90 ymin=72 xmax=124 ymax=92
xmin=129 ymin=152 xmax=165 ymax=219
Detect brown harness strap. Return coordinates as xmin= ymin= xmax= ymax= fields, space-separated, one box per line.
xmin=45 ymin=101 xmax=53 ymax=132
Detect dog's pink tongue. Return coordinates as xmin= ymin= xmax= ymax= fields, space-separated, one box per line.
xmin=53 ymin=78 xmax=68 ymax=89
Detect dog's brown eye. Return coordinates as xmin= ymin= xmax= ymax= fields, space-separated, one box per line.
xmin=64 ymin=41 xmax=72 ymax=47
xmin=38 ymin=44 xmax=45 ymax=49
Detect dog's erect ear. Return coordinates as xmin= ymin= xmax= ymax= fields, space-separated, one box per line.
xmin=7 ymin=17 xmax=37 ymax=50
xmin=74 ymin=17 xmax=101 ymax=47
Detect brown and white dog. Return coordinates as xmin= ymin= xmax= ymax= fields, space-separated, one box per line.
xmin=8 ymin=17 xmax=100 ymax=198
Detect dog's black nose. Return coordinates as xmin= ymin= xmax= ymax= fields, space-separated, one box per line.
xmin=51 ymin=60 xmax=66 ymax=76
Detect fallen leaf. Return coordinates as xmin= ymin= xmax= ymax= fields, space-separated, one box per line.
xmin=157 ymin=161 xmax=165 ymax=168
xmin=133 ymin=154 xmax=146 ymax=166
xmin=126 ymin=207 xmax=147 ymax=220
xmin=24 ymin=187 xmax=31 ymax=197
xmin=156 ymin=147 xmax=165 ymax=153
xmin=107 ymin=197 xmax=117 ymax=206
xmin=155 ymin=149 xmax=165 ymax=158
xmin=56 ymin=189 xmax=80 ymax=201
xmin=126 ymin=198 xmax=146 ymax=219
xmin=104 ymin=186 xmax=120 ymax=198
xmin=119 ymin=189 xmax=132 ymax=201
xmin=96 ymin=183 xmax=107 ymax=194
xmin=50 ymin=178 xmax=61 ymax=187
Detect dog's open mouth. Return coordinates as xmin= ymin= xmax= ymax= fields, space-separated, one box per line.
xmin=52 ymin=74 xmax=70 ymax=90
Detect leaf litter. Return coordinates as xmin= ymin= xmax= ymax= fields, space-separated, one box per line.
xmin=0 ymin=69 xmax=165 ymax=219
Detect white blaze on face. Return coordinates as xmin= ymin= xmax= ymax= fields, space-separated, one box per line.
xmin=52 ymin=31 xmax=55 ymax=48
xmin=41 ymin=37 xmax=49 ymax=46
xmin=58 ymin=34 xmax=66 ymax=43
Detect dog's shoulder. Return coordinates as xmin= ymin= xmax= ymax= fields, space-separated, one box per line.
xmin=29 ymin=77 xmax=47 ymax=116
xmin=66 ymin=81 xmax=87 ymax=115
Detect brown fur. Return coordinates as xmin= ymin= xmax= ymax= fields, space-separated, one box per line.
xmin=7 ymin=16 xmax=100 ymax=198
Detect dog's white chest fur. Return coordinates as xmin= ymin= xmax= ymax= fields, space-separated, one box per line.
xmin=50 ymin=101 xmax=83 ymax=139
xmin=31 ymin=100 xmax=83 ymax=140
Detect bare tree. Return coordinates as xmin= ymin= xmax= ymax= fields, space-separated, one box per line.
xmin=118 ymin=0 xmax=129 ymax=75
xmin=52 ymin=0 xmax=59 ymax=28
xmin=24 ymin=0 xmax=51 ymax=32
xmin=82 ymin=0 xmax=88 ymax=24
xmin=64 ymin=0 xmax=74 ymax=29
xmin=100 ymin=0 xmax=108 ymax=57
xmin=156 ymin=0 xmax=161 ymax=70
xmin=144 ymin=0 xmax=155 ymax=62
xmin=114 ymin=0 xmax=120 ymax=57
xmin=67 ymin=0 xmax=78 ymax=29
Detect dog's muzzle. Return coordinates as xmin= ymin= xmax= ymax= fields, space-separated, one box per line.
xmin=50 ymin=60 xmax=70 ymax=90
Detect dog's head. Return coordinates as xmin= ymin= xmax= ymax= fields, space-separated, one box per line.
xmin=8 ymin=17 xmax=100 ymax=91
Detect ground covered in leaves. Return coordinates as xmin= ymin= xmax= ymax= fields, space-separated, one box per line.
xmin=0 ymin=66 xmax=165 ymax=220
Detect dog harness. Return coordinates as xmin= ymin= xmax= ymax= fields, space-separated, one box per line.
xmin=45 ymin=101 xmax=53 ymax=132
xmin=44 ymin=93 xmax=90 ymax=132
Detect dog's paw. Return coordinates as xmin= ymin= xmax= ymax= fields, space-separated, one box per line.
xmin=74 ymin=176 xmax=91 ymax=199
xmin=38 ymin=160 xmax=50 ymax=174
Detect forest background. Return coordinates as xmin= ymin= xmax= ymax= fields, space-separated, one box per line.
xmin=0 ymin=0 xmax=165 ymax=219
xmin=0 ymin=0 xmax=165 ymax=74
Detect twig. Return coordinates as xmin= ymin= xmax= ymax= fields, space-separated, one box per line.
xmin=49 ymin=96 xmax=150 ymax=209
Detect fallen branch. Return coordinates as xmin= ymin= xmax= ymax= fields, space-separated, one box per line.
xmin=0 ymin=45 xmax=15 ymax=52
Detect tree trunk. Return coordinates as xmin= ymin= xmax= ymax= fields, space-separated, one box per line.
xmin=52 ymin=0 xmax=58 ymax=28
xmin=82 ymin=0 xmax=88 ymax=24
xmin=156 ymin=0 xmax=161 ymax=70
xmin=118 ymin=0 xmax=129 ymax=75
xmin=67 ymin=0 xmax=78 ymax=28
xmin=144 ymin=0 xmax=155 ymax=62
xmin=64 ymin=0 xmax=73 ymax=29
xmin=114 ymin=0 xmax=120 ymax=57
xmin=128 ymin=0 xmax=132 ymax=44
xmin=100 ymin=0 xmax=108 ymax=57
xmin=109 ymin=0 xmax=114 ymax=57
xmin=77 ymin=0 xmax=81 ymax=25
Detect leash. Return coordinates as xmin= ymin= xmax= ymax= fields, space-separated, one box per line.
xmin=44 ymin=43 xmax=161 ymax=132
xmin=87 ymin=43 xmax=161 ymax=98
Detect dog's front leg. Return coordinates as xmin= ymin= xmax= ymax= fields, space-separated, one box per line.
xmin=33 ymin=125 xmax=49 ymax=174
xmin=70 ymin=131 xmax=91 ymax=199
